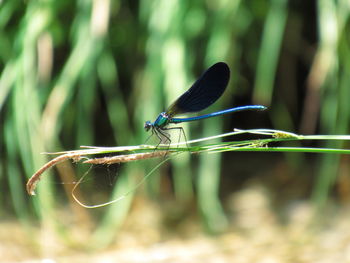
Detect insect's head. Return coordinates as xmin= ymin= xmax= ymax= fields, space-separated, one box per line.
xmin=144 ymin=121 xmax=153 ymax=132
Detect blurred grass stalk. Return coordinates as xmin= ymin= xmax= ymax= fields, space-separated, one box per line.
xmin=0 ymin=0 xmax=350 ymax=250
xmin=311 ymin=0 xmax=350 ymax=207
xmin=0 ymin=0 xmax=134 ymax=245
xmin=254 ymin=0 xmax=287 ymax=105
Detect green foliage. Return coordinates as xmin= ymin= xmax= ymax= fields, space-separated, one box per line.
xmin=1 ymin=0 xmax=350 ymax=248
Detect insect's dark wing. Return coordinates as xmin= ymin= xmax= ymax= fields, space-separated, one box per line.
xmin=166 ymin=62 xmax=230 ymax=117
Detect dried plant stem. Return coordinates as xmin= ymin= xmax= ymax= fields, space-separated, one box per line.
xmin=26 ymin=150 xmax=169 ymax=196
xmin=26 ymin=153 xmax=83 ymax=195
xmin=26 ymin=129 xmax=350 ymax=197
xmin=83 ymin=151 xmax=168 ymax=164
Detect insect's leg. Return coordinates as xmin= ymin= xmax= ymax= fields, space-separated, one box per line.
xmin=163 ymin=126 xmax=189 ymax=149
xmin=154 ymin=128 xmax=172 ymax=156
xmin=144 ymin=127 xmax=165 ymax=151
xmin=144 ymin=128 xmax=155 ymax=144
xmin=158 ymin=129 xmax=171 ymax=144
xmin=153 ymin=128 xmax=164 ymax=148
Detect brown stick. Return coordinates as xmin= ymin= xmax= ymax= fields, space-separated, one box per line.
xmin=26 ymin=153 xmax=82 ymax=196
xmin=83 ymin=151 xmax=167 ymax=164
xmin=26 ymin=150 xmax=168 ymax=195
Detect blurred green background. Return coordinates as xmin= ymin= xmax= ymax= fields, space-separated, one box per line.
xmin=1 ymin=0 xmax=350 ymax=262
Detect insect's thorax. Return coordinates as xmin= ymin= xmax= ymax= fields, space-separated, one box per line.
xmin=154 ymin=112 xmax=171 ymax=128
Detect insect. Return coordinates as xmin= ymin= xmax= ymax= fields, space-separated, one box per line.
xmin=144 ymin=62 xmax=266 ymax=144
